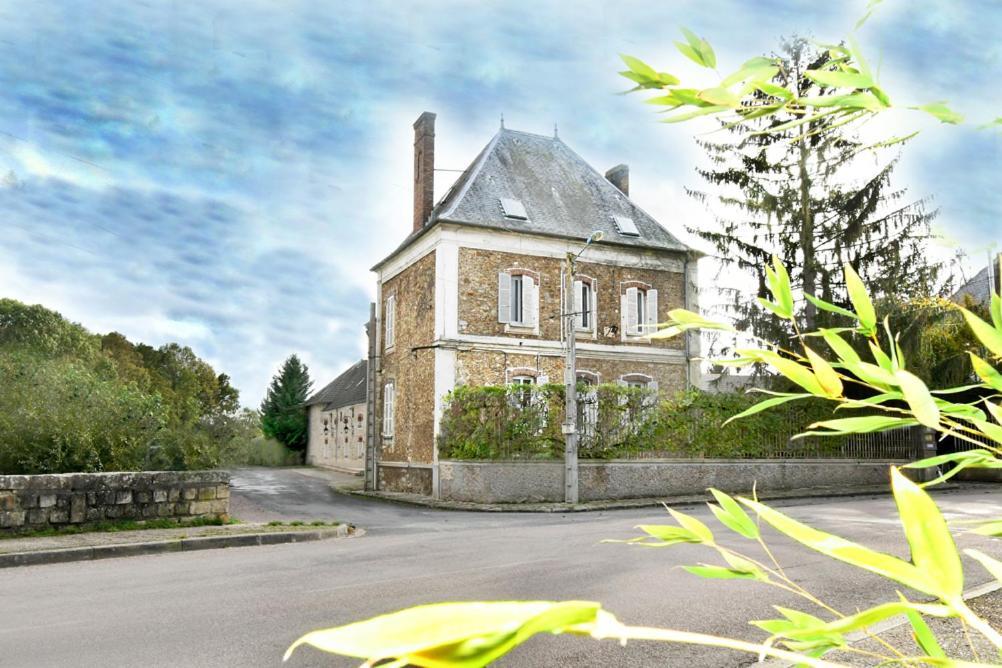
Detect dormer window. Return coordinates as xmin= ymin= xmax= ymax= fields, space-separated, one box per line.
xmin=612 ymin=215 xmax=640 ymax=237
xmin=500 ymin=197 xmax=528 ymax=220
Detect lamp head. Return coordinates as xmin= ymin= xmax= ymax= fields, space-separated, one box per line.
xmin=587 ymin=230 xmax=604 ymax=244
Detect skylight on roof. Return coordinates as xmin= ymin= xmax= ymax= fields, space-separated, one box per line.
xmin=499 ymin=197 xmax=528 ymax=220
xmin=613 ymin=215 xmax=640 ymax=236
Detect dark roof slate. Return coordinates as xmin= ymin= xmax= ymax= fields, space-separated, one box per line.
xmin=374 ymin=128 xmax=693 ymax=269
xmin=305 ymin=359 xmax=368 ymax=410
xmin=953 ymin=255 xmax=1000 ymax=306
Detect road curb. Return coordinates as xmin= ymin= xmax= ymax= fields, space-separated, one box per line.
xmin=340 ymin=484 xmax=963 ymax=513
xmin=0 ymin=524 xmax=357 ymax=569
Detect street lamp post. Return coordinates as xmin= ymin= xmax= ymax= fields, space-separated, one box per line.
xmin=562 ymin=231 xmax=603 ymax=504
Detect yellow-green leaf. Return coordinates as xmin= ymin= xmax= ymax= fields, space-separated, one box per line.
xmin=821 ymin=329 xmax=862 ymax=365
xmin=667 ymin=508 xmax=714 ymax=544
xmin=737 ymin=348 xmax=825 ymax=396
xmin=805 ymin=346 xmax=843 ymax=398
xmin=799 ymin=415 xmax=917 ymax=437
xmin=722 ymin=393 xmax=812 ymax=425
xmin=895 ymin=369 xmax=940 ymax=428
xmin=962 ymin=307 xmax=1002 ymax=359
xmin=891 ymin=467 xmax=963 ymax=600
xmin=739 ymin=497 xmax=935 ymax=596
xmin=284 ymin=601 xmax=602 ymax=666
xmin=965 ymin=549 xmax=1002 ymax=583
xmin=970 ymin=353 xmax=1002 ymax=392
xmin=911 ymin=101 xmax=964 ymax=124
xmin=844 ymin=263 xmax=876 ymax=333
xmin=708 ymin=487 xmax=759 ymax=539
xmin=804 ymin=69 xmax=874 ymax=89
xmin=683 ymin=564 xmax=759 ymax=580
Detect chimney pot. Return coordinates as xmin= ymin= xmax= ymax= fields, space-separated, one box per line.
xmin=413 ymin=112 xmax=436 ymax=232
xmin=605 ymin=164 xmax=629 ymax=196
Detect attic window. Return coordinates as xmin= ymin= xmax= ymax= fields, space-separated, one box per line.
xmin=500 ymin=197 xmax=528 ymax=220
xmin=613 ymin=215 xmax=640 ymax=237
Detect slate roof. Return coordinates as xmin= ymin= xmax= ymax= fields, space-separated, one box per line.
xmin=374 ymin=128 xmax=694 ymax=269
xmin=305 ymin=359 xmax=368 ymax=410
xmin=953 ymin=255 xmax=1000 ymax=306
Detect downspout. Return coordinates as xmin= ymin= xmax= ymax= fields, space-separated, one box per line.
xmin=683 ymin=254 xmax=691 ymax=389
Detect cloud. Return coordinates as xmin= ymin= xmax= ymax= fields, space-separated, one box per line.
xmin=0 ymin=0 xmax=998 ymax=404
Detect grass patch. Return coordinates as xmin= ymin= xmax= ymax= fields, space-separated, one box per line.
xmin=261 ymin=519 xmax=340 ymax=528
xmin=0 ymin=516 xmax=238 ymax=540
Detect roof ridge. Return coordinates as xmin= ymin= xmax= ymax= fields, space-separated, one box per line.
xmin=499 ymin=127 xmax=561 ymax=142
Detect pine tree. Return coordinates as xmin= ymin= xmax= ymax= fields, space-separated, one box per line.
xmin=688 ymin=37 xmax=943 ymax=350
xmin=260 ymin=354 xmax=313 ymax=453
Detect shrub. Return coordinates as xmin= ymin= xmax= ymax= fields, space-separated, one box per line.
xmin=437 ymin=384 xmax=843 ymax=460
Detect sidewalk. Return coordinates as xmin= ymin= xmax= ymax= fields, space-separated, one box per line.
xmin=341 ymin=482 xmax=965 ymax=513
xmin=0 ymin=521 xmax=356 ymax=568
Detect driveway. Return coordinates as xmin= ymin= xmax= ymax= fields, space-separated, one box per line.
xmin=2 ymin=471 xmax=999 ymax=667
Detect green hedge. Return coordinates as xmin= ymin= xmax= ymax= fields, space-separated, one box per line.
xmin=437 ymin=384 xmax=844 ymax=460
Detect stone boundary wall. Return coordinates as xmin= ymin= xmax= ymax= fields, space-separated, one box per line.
xmin=438 ymin=459 xmax=926 ymax=504
xmin=0 ymin=471 xmax=230 ymax=532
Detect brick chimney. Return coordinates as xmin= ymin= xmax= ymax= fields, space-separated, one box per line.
xmin=605 ymin=164 xmax=629 ymax=196
xmin=413 ymin=111 xmax=436 ymax=231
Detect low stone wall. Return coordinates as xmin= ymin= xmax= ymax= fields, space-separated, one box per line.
xmin=438 ymin=459 xmax=922 ymax=504
xmin=0 ymin=471 xmax=230 ymax=532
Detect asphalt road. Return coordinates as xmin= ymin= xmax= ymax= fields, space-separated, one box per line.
xmin=3 ymin=468 xmax=1000 ymax=667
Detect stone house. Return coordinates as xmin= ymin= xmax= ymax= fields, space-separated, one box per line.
xmin=305 ymin=359 xmax=367 ymax=473
xmin=370 ymin=112 xmax=700 ymax=496
xmin=953 ymin=253 xmax=1001 ymax=306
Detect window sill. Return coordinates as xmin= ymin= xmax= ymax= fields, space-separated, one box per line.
xmin=503 ymin=323 xmax=539 ymax=335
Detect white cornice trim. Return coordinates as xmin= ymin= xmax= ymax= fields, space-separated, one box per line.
xmin=431 ymin=334 xmax=685 ymax=363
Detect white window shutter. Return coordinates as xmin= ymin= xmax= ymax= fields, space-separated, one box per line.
xmin=625 ymin=287 xmax=639 ymax=335
xmin=383 ymin=384 xmax=394 ymax=436
xmin=498 ymin=272 xmax=511 ymax=323
xmin=384 ymin=296 xmax=395 ymax=348
xmin=591 ymin=280 xmax=598 ymax=334
xmin=649 ymin=379 xmax=659 ymax=392
xmin=573 ymin=280 xmax=584 ymax=329
xmin=646 ymin=288 xmax=658 ymax=334
xmin=524 ymin=276 xmax=537 ymax=327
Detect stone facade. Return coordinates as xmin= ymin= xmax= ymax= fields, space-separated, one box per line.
xmin=376 ymin=249 xmax=437 ymax=494
xmin=0 ymin=471 xmax=230 ymax=533
xmin=457 ymin=248 xmax=685 ymax=349
xmin=306 ymin=402 xmax=366 ymax=471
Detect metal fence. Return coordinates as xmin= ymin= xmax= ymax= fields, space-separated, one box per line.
xmin=604 ymin=427 xmax=925 ymax=461
xmin=437 ymin=385 xmax=929 ymax=462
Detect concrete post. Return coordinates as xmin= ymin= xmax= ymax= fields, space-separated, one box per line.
xmin=562 ymin=253 xmax=579 ymax=504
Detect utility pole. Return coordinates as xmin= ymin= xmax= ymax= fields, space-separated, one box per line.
xmin=561 ymin=231 xmax=603 ymax=504
xmin=562 ymin=251 xmax=579 ymax=504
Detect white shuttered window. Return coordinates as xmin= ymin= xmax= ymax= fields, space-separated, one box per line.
xmin=622 ymin=286 xmax=658 ymax=336
xmin=498 ymin=271 xmax=538 ymax=327
xmin=382 ymin=383 xmax=395 ymax=437
xmin=384 ymin=295 xmax=396 ymax=349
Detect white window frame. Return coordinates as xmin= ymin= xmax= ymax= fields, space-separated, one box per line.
xmin=384 ymin=294 xmax=396 ymax=351
xmin=382 ymin=382 xmax=395 ymax=438
xmin=574 ymin=276 xmax=597 ymax=335
xmin=621 ymin=283 xmax=658 ymax=339
xmin=498 ymin=269 xmax=539 ymax=333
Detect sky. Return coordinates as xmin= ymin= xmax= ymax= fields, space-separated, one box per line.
xmin=0 ymin=0 xmax=999 ymax=406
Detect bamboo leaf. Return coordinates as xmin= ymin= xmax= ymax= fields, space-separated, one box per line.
xmin=804 ymin=69 xmax=874 ymax=89
xmin=708 ymin=488 xmax=759 ymax=539
xmin=805 ymin=347 xmax=843 ymax=398
xmin=969 ymin=353 xmax=1002 ymax=392
xmin=844 ymin=263 xmax=876 ymax=333
xmin=683 ymin=564 xmax=759 ymax=580
xmin=891 ymin=468 xmax=964 ymax=600
xmin=661 ymin=105 xmax=730 ymax=123
xmin=739 ymin=497 xmax=935 ymax=596
xmin=821 ymin=329 xmax=862 ymax=365
xmin=667 ymin=508 xmax=715 ymax=544
xmin=895 ymin=370 xmax=940 ymax=428
xmin=284 ymin=601 xmax=602 ymax=665
xmin=722 ymin=393 xmax=813 ymax=425
xmin=961 ymin=306 xmax=1002 ymax=359
xmin=800 ymin=415 xmax=917 ymax=437
xmin=805 ymin=294 xmax=857 ymax=320
xmin=964 ymin=549 xmax=1002 ymax=583
xmin=911 ymin=101 xmax=964 ymax=124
